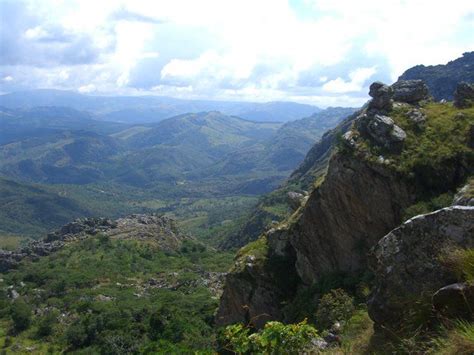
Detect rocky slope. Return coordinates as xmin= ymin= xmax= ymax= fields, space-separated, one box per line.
xmin=216 ymin=79 xmax=473 ymax=329
xmin=0 ymin=214 xmax=189 ymax=272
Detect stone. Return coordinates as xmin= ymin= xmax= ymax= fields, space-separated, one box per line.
xmin=287 ymin=191 xmax=306 ymax=210
xmin=432 ymin=282 xmax=474 ymax=321
xmin=454 ymin=82 xmax=474 ymax=108
xmin=392 ymin=80 xmax=430 ymax=104
xmin=406 ymin=109 xmax=426 ymax=130
xmin=358 ymin=114 xmax=406 ymax=153
xmin=453 ymin=181 xmax=474 ymax=206
xmin=368 ymin=82 xmax=393 ymax=112
xmin=368 ymin=206 xmax=474 ymax=332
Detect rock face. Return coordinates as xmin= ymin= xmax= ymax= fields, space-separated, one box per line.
xmin=392 ymin=80 xmax=430 ymax=104
xmin=0 ymin=214 xmax=188 ymax=272
xmin=368 ymin=206 xmax=474 ymax=331
xmin=216 ymin=150 xmax=415 ymax=327
xmin=454 ymin=82 xmax=474 ymax=108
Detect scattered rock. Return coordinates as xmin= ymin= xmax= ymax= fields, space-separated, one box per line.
xmin=406 ymin=109 xmax=426 ymax=130
xmin=454 ymin=82 xmax=474 ymax=108
xmin=392 ymin=80 xmax=430 ymax=104
xmin=368 ymin=82 xmax=393 ymax=112
xmin=453 ymin=181 xmax=474 ymax=206
xmin=287 ymin=191 xmax=306 ymax=210
xmin=432 ymin=282 xmax=474 ymax=321
xmin=368 ymin=206 xmax=474 ymax=332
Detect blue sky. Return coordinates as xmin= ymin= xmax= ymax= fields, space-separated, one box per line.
xmin=0 ymin=0 xmax=473 ymax=107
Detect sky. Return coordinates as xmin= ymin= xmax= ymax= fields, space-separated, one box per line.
xmin=0 ymin=0 xmax=473 ymax=107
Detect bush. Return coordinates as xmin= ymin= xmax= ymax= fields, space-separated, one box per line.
xmin=315 ymin=289 xmax=355 ymax=329
xmin=36 ymin=312 xmax=57 ymax=338
xmin=10 ymin=298 xmax=32 ymax=332
xmin=222 ymin=320 xmax=319 ymax=354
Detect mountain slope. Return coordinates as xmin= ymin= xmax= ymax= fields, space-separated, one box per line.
xmin=398 ymin=51 xmax=474 ymax=101
xmin=217 ymin=80 xmax=473 ymax=330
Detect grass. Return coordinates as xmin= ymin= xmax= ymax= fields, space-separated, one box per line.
xmin=440 ymin=248 xmax=474 ymax=283
xmin=0 ymin=234 xmax=28 ymax=250
xmin=430 ymin=321 xmax=474 ymax=355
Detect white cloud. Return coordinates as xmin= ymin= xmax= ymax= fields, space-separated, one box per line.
xmin=322 ymin=67 xmax=377 ymax=94
xmin=78 ymin=84 xmax=96 ymax=93
xmin=1 ymin=0 xmax=473 ymax=106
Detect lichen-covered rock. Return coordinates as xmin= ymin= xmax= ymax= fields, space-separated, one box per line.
xmin=368 ymin=206 xmax=474 ymax=332
xmin=392 ymin=80 xmax=430 ymax=104
xmin=454 ymin=82 xmax=474 ymax=108
xmin=356 ymin=113 xmax=406 ymax=153
xmin=368 ymin=82 xmax=393 ymax=112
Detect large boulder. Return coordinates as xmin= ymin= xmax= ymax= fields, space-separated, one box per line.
xmin=368 ymin=206 xmax=474 ymax=332
xmin=454 ymin=82 xmax=474 ymax=108
xmin=356 ymin=114 xmax=407 ymax=153
xmin=368 ymin=82 xmax=393 ymax=112
xmin=391 ymin=80 xmax=430 ymax=104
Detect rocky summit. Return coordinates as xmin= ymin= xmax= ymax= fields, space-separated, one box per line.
xmin=0 ymin=214 xmax=189 ymax=272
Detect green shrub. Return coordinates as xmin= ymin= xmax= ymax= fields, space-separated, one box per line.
xmin=10 ymin=298 xmax=32 ymax=332
xmin=315 ymin=289 xmax=355 ymax=329
xmin=36 ymin=312 xmax=57 ymax=338
xmin=222 ymin=320 xmax=319 ymax=354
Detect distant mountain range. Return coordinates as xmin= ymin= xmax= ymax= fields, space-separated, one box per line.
xmin=0 ymin=105 xmax=356 ymax=236
xmin=0 ymin=89 xmax=322 ymax=123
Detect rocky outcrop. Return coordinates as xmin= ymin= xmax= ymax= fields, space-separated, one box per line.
xmin=432 ymin=282 xmax=474 ymax=321
xmin=0 ymin=214 xmax=189 ymax=272
xmin=454 ymin=82 xmax=474 ymax=108
xmin=368 ymin=206 xmax=474 ymax=332
xmin=290 ymin=152 xmax=413 ymax=285
xmin=217 ymin=148 xmax=415 ymax=327
xmin=392 ymin=80 xmax=430 ymax=104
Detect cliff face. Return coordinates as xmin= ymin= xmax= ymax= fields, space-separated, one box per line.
xmin=290 ymin=152 xmax=413 ymax=285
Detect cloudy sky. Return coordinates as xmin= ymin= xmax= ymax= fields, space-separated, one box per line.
xmin=1 ymin=0 xmax=473 ymax=106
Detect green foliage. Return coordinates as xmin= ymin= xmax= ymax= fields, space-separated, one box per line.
xmin=440 ymin=248 xmax=474 ymax=283
xmin=222 ymin=320 xmax=319 ymax=354
xmin=403 ymin=192 xmax=454 ymax=220
xmin=430 ymin=321 xmax=474 ymax=355
xmin=315 ymin=289 xmax=355 ymax=330
xmin=10 ymin=298 xmax=32 ymax=333
xmin=0 ymin=236 xmax=234 ymax=352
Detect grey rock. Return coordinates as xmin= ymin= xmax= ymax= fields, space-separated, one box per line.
xmin=432 ymin=282 xmax=474 ymax=321
xmin=368 ymin=206 xmax=474 ymax=332
xmin=406 ymin=109 xmax=426 ymax=130
xmin=287 ymin=191 xmax=305 ymax=210
xmin=358 ymin=114 xmax=406 ymax=152
xmin=392 ymin=80 xmax=430 ymax=104
xmin=368 ymin=82 xmax=393 ymax=112
xmin=453 ymin=181 xmax=474 ymax=206
xmin=454 ymin=82 xmax=474 ymax=108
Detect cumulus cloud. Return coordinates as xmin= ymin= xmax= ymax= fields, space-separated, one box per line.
xmin=0 ymin=0 xmax=473 ymax=106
